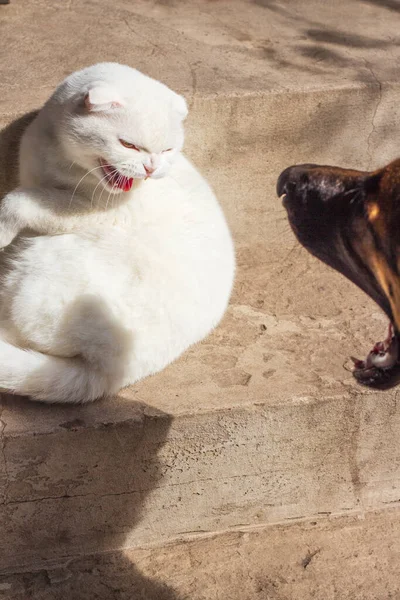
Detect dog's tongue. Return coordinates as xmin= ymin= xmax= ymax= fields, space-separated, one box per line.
xmin=351 ymin=323 xmax=399 ymax=372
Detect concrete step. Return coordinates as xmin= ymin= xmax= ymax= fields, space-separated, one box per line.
xmin=2 ymin=0 xmax=400 ymax=256
xmin=2 ymin=0 xmax=400 ymax=582
xmin=2 ymin=509 xmax=400 ymax=599
xmin=2 ymin=277 xmax=400 ymax=573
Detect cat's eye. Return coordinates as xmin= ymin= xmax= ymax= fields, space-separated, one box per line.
xmin=163 ymin=148 xmax=173 ymax=153
xmin=120 ymin=139 xmax=140 ymax=151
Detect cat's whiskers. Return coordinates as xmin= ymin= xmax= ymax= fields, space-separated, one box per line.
xmin=91 ymin=170 xmax=112 ymax=209
xmin=70 ymin=159 xmax=142 ymax=211
xmin=106 ymin=172 xmax=124 ymax=210
xmin=98 ymin=165 xmax=123 ymax=209
xmin=116 ymin=161 xmax=137 ymax=180
xmin=98 ymin=170 xmax=114 ymax=209
xmin=105 ymin=185 xmax=114 ymax=211
xmin=69 ymin=165 xmax=106 ymax=210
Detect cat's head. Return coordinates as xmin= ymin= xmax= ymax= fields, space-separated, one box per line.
xmin=53 ymin=63 xmax=188 ymax=194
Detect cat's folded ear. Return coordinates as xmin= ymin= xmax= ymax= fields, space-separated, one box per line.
xmin=84 ymin=85 xmax=123 ymax=112
xmin=173 ymin=94 xmax=188 ymax=121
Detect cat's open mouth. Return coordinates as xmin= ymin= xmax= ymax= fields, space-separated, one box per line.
xmin=99 ymin=159 xmax=134 ymax=192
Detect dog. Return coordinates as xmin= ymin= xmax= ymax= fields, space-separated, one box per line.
xmin=277 ymin=159 xmax=400 ymax=388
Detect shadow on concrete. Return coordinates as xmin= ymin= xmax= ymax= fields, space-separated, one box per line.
xmin=0 ymin=393 xmax=184 ymax=599
xmin=0 ymin=113 xmax=183 ymax=599
xmin=361 ymin=0 xmax=400 ymax=11
xmin=252 ymin=0 xmax=283 ymax=8
xmin=250 ymin=0 xmax=400 ymax=85
xmin=305 ymin=27 xmax=395 ymax=49
xmin=0 ymin=549 xmax=184 ymax=599
xmin=0 ymin=111 xmax=38 ymax=199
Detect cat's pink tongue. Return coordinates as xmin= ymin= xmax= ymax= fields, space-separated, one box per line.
xmin=109 ymin=171 xmax=133 ymax=192
xmin=121 ymin=176 xmax=134 ymax=192
xmin=100 ymin=160 xmax=134 ymax=192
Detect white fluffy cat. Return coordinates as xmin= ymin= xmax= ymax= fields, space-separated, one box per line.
xmin=0 ymin=63 xmax=235 ymax=403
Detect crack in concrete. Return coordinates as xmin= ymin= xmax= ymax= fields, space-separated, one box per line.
xmin=301 ymin=548 xmax=320 ymax=569
xmin=123 ymin=18 xmax=162 ymax=54
xmin=345 ymin=399 xmax=364 ymax=507
xmin=5 ymin=488 xmax=142 ymax=507
xmin=364 ymin=60 xmax=383 ymax=169
xmin=0 ymin=412 xmax=10 ymax=505
xmin=2 ymin=467 xmax=294 ymax=507
xmin=188 ymin=62 xmax=199 ymax=109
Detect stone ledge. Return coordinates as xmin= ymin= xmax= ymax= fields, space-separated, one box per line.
xmin=2 ymin=282 xmax=400 ymax=572
xmin=2 ymin=507 xmax=400 ymax=599
xmin=2 ymin=0 xmax=400 ymax=112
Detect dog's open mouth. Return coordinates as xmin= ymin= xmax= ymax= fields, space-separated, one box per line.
xmin=350 ymin=323 xmax=400 ymax=387
xmin=99 ymin=159 xmax=134 ymax=192
xmin=278 ymin=160 xmax=400 ymax=389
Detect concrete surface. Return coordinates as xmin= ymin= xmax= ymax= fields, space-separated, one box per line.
xmin=1 ymin=0 xmax=400 ymax=108
xmin=2 ymin=509 xmax=400 ymax=599
xmin=3 ymin=2 xmax=400 ymax=251
xmin=2 ymin=0 xmax=400 ymax=591
xmin=3 ymin=279 xmax=400 ymax=573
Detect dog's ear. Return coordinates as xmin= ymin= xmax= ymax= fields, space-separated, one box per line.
xmin=363 ymin=171 xmax=383 ymax=196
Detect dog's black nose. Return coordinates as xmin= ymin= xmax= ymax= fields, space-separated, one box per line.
xmin=277 ymin=164 xmax=319 ymax=198
xmin=276 ymin=166 xmax=293 ymax=197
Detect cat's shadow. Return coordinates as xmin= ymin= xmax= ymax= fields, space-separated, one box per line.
xmin=0 ymin=111 xmax=38 ymax=199
xmin=1 ymin=393 xmax=183 ymax=599
xmin=0 ymin=114 xmax=183 ymax=599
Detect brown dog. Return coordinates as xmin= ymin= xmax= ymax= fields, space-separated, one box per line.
xmin=278 ymin=159 xmax=400 ymax=388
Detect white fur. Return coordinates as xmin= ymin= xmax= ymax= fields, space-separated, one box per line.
xmin=0 ymin=63 xmax=235 ymax=403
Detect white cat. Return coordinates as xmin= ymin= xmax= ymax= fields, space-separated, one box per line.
xmin=0 ymin=63 xmax=235 ymax=403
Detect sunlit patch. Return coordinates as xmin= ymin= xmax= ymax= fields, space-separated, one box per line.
xmin=368 ymin=202 xmax=380 ymax=221
xmin=368 ymin=252 xmax=400 ymax=331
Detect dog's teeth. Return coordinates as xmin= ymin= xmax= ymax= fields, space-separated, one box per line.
xmin=351 ymin=356 xmax=365 ymax=369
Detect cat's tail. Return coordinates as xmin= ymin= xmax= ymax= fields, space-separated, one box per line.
xmin=0 ymin=338 xmax=123 ymax=404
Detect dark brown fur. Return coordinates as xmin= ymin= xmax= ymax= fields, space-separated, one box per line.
xmin=277 ymin=159 xmax=400 ymax=388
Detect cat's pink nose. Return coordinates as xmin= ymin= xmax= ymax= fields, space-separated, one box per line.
xmin=144 ymin=165 xmax=155 ymax=176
